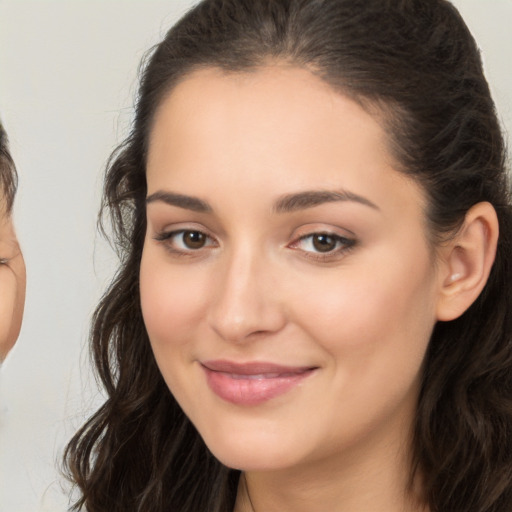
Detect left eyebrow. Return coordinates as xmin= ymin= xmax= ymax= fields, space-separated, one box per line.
xmin=273 ymin=189 xmax=379 ymax=213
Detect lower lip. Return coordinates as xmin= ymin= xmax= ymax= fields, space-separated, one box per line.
xmin=202 ymin=366 xmax=315 ymax=406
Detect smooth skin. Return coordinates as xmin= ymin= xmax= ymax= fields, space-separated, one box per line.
xmin=140 ymin=66 xmax=498 ymax=512
xmin=0 ymin=211 xmax=25 ymax=361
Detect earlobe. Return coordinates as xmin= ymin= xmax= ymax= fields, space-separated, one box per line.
xmin=436 ymin=202 xmax=499 ymax=322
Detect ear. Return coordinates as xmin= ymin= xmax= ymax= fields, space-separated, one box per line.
xmin=436 ymin=202 xmax=499 ymax=322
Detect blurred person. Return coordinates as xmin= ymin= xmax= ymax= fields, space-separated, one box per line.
xmin=0 ymin=120 xmax=25 ymax=362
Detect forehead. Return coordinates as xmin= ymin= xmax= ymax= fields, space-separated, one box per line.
xmin=148 ymin=65 xmax=390 ymax=176
xmin=146 ymin=65 xmax=426 ymax=223
xmin=151 ymin=65 xmax=385 ymax=142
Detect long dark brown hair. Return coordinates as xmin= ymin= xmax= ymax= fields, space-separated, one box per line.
xmin=65 ymin=1 xmax=512 ymax=510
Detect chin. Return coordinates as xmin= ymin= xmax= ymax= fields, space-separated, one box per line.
xmin=210 ymin=446 xmax=297 ymax=472
xmin=198 ymin=423 xmax=308 ymax=472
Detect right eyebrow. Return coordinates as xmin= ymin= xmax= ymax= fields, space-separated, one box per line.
xmin=146 ymin=191 xmax=212 ymax=213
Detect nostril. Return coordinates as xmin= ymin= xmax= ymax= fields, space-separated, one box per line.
xmin=208 ymin=308 xmax=287 ymax=343
xmin=250 ymin=330 xmax=269 ymax=337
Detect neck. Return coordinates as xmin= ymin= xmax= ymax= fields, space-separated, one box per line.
xmin=235 ymin=461 xmax=427 ymax=512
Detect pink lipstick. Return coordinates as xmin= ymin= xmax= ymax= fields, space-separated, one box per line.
xmin=201 ymin=360 xmax=316 ymax=405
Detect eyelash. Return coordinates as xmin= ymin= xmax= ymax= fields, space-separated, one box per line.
xmin=153 ymin=229 xmax=356 ymax=261
xmin=289 ymin=232 xmax=356 ymax=261
xmin=154 ymin=229 xmax=218 ymax=257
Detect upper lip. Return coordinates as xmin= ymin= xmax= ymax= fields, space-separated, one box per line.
xmin=201 ymin=359 xmax=317 ymax=376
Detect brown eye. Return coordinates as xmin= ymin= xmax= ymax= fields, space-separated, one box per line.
xmin=312 ymin=234 xmax=337 ymax=252
xmin=183 ymin=231 xmax=207 ymax=249
xmin=291 ymin=231 xmax=355 ymax=258
xmin=154 ymin=228 xmax=216 ymax=254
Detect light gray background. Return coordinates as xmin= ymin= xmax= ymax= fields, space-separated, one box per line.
xmin=0 ymin=1 xmax=511 ymax=510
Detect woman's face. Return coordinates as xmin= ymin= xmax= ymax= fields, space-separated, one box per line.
xmin=0 ymin=211 xmax=25 ymax=361
xmin=141 ymin=66 xmax=442 ymax=472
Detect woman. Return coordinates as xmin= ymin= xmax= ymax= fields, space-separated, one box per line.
xmin=0 ymin=120 xmax=25 ymax=362
xmin=65 ymin=0 xmax=512 ymax=510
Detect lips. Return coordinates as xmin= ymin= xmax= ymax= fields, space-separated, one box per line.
xmin=201 ymin=360 xmax=317 ymax=405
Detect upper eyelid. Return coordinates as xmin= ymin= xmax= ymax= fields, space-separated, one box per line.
xmin=146 ymin=217 xmax=210 ymax=236
xmin=152 ymin=221 xmax=215 ymax=237
xmin=296 ymin=231 xmax=353 ymax=241
xmin=290 ymin=223 xmax=356 ymax=240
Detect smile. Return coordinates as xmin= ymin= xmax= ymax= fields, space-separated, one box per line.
xmin=200 ymin=360 xmax=317 ymax=406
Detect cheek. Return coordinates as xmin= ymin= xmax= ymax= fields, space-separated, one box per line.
xmin=0 ymin=261 xmax=25 ymax=360
xmin=291 ymin=246 xmax=438 ymax=370
xmin=140 ymin=252 xmax=193 ymax=401
xmin=140 ymin=256 xmax=205 ymax=348
xmin=286 ymin=257 xmax=437 ymax=446
xmin=0 ymin=271 xmax=17 ymax=358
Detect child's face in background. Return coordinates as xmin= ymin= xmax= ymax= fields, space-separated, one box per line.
xmin=0 ymin=184 xmax=25 ymax=362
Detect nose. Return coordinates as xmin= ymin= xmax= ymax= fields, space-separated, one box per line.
xmin=207 ymin=248 xmax=287 ymax=343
